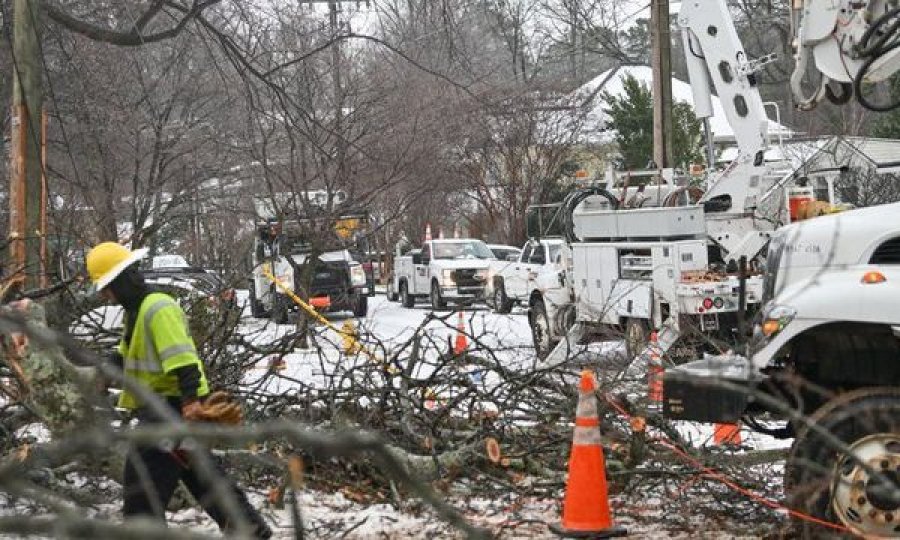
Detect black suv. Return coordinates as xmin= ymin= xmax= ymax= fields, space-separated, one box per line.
xmin=283 ymin=249 xmax=370 ymax=320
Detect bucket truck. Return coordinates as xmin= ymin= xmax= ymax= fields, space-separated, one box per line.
xmin=531 ymin=0 xmax=804 ymax=363
xmin=659 ymin=2 xmax=900 ymax=536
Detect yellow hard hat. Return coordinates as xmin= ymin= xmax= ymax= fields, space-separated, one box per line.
xmin=86 ymin=242 xmax=148 ymax=292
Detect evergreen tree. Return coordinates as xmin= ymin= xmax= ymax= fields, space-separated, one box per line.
xmin=603 ymin=74 xmax=703 ymax=170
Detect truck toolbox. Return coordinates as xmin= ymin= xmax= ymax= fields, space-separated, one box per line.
xmin=663 ymin=373 xmax=749 ymax=423
xmin=573 ymin=205 xmax=706 ymax=240
xmin=662 ymin=355 xmax=755 ymax=423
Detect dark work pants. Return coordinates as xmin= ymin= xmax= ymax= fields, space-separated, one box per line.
xmin=123 ymin=433 xmax=272 ymax=538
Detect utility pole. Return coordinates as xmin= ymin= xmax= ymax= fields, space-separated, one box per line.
xmin=9 ymin=0 xmax=46 ymax=290
xmin=650 ymin=0 xmax=674 ymax=170
xmin=329 ymin=1 xmax=347 ymax=189
xmin=301 ymin=0 xmax=369 ymax=181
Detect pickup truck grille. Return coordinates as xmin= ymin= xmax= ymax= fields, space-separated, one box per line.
xmin=452 ymin=269 xmax=485 ymax=288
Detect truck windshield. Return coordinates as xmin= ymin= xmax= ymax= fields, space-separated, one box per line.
xmin=433 ymin=241 xmax=494 ymax=260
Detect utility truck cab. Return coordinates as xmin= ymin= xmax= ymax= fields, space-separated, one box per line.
xmin=487 ymin=238 xmax=565 ymax=314
xmin=392 ymin=239 xmax=493 ymax=310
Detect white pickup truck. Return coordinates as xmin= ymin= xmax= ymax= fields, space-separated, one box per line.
xmin=487 ymin=238 xmax=564 ymax=314
xmin=390 ymin=239 xmax=493 ymax=310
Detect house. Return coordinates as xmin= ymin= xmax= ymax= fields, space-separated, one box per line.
xmin=770 ymin=136 xmax=900 ymax=206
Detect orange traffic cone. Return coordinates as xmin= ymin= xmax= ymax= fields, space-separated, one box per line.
xmin=453 ymin=311 xmax=468 ymax=355
xmin=424 ymin=222 xmax=433 ymax=242
xmin=714 ymin=422 xmax=742 ymax=446
xmin=549 ymin=371 xmax=626 ymax=538
xmin=647 ymin=332 xmax=664 ymax=406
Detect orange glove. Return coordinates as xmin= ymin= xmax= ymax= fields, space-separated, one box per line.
xmin=181 ymin=391 xmax=243 ymax=425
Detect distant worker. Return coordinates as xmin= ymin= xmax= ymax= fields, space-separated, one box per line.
xmin=85 ymin=242 xmax=272 ymax=538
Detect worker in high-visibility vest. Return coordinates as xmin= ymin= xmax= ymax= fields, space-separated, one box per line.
xmin=86 ymin=242 xmax=271 ymax=538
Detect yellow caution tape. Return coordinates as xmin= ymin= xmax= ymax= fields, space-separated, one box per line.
xmin=261 ymin=267 xmax=397 ymax=373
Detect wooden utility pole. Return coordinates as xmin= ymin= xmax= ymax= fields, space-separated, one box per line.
xmin=10 ymin=0 xmax=46 ymax=290
xmin=650 ymin=0 xmax=674 ymax=169
xmin=329 ymin=1 xmax=347 ymax=185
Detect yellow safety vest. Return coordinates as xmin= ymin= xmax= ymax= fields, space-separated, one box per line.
xmin=117 ymin=292 xmax=210 ymax=410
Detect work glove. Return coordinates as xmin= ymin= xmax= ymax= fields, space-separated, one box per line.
xmin=181 ymin=391 xmax=243 ymax=425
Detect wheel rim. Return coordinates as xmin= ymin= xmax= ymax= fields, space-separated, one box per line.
xmin=532 ymin=309 xmax=550 ymax=354
xmin=831 ymin=433 xmax=900 ymax=537
xmin=626 ymin=320 xmax=645 ymax=354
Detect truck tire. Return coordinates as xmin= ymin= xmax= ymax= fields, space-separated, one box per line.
xmin=624 ymin=318 xmax=649 ymax=359
xmin=387 ymin=281 xmax=399 ymax=302
xmin=784 ymin=387 xmax=900 ymax=539
xmin=400 ymin=281 xmax=415 ymax=308
xmin=492 ymin=280 xmax=513 ymax=314
xmin=248 ymin=282 xmax=266 ymax=318
xmin=353 ymin=294 xmax=368 ymax=317
xmin=272 ymin=294 xmax=289 ymax=325
xmin=529 ymin=298 xmax=556 ymax=359
xmin=430 ymin=280 xmax=447 ymax=311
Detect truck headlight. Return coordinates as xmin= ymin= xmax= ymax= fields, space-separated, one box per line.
xmin=442 ymin=269 xmax=455 ymax=286
xmin=760 ymin=305 xmax=796 ymax=339
xmin=350 ymin=264 xmax=367 ymax=286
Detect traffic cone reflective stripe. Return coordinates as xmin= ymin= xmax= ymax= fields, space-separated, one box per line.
xmin=453 ymin=311 xmax=468 ymax=355
xmin=714 ymin=422 xmax=742 ymax=446
xmin=550 ymin=370 xmax=626 ymax=538
xmin=424 ymin=223 xmax=433 ymax=242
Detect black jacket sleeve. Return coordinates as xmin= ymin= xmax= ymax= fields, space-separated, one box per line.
xmin=172 ymin=364 xmax=202 ymax=403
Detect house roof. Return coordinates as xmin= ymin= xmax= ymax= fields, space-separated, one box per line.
xmin=572 ymin=65 xmax=792 ymax=144
xmin=833 ymin=137 xmax=900 ymax=172
xmin=718 ymin=136 xmax=900 ymax=178
xmin=718 ymin=138 xmax=828 ymax=168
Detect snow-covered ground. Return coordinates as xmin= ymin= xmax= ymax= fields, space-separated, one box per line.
xmin=45 ymin=291 xmax=791 ymax=538
xmin=226 ymin=292 xmax=790 ymax=538
xmin=237 ymin=293 xmax=789 ymax=452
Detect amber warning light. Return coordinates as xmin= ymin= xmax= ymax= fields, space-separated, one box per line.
xmin=861 ymin=271 xmax=886 ymax=284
